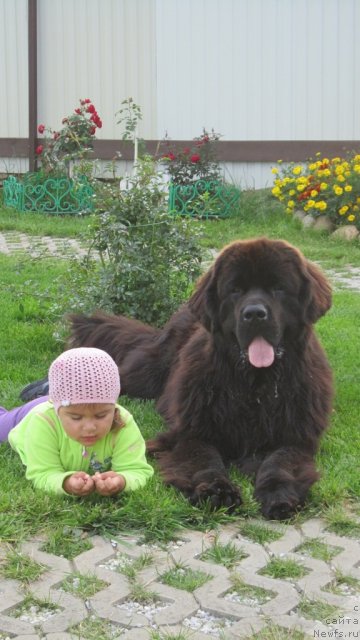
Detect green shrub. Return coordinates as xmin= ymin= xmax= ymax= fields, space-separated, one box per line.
xmin=55 ymin=156 xmax=203 ymax=327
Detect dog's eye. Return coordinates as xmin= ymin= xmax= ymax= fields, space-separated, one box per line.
xmin=272 ymin=287 xmax=285 ymax=297
xmin=231 ymin=286 xmax=243 ymax=295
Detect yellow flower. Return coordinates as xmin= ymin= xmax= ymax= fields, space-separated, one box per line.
xmin=272 ymin=186 xmax=281 ymax=197
xmin=287 ymin=200 xmax=295 ymax=208
xmin=333 ymin=185 xmax=343 ymax=196
xmin=337 ymin=174 xmax=345 ymax=182
xmin=314 ymin=201 xmax=327 ymax=211
xmin=347 ymin=214 xmax=355 ymax=222
xmin=307 ymin=200 xmax=316 ymax=208
xmin=271 ymin=167 xmax=279 ymax=174
xmin=297 ymin=184 xmax=306 ymax=192
xmin=344 ymin=185 xmax=352 ymax=192
xmin=339 ymin=205 xmax=348 ymax=215
xmin=320 ymin=182 xmax=328 ymax=190
xmin=292 ymin=166 xmax=302 ymax=175
xmin=289 ymin=189 xmax=296 ymax=196
xmin=310 ymin=190 xmax=318 ymax=198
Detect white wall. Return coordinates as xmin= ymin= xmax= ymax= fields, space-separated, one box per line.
xmin=1 ymin=0 xmax=360 ymax=186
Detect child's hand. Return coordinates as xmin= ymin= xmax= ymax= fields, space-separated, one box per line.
xmin=93 ymin=471 xmax=126 ymax=496
xmin=63 ymin=472 xmax=95 ymax=496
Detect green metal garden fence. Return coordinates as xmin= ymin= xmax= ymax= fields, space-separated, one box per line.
xmin=3 ymin=174 xmax=94 ymax=214
xmin=168 ymin=179 xmax=240 ymax=218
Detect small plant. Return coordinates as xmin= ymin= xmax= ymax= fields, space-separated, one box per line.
xmin=127 ymin=582 xmax=160 ymax=604
xmin=324 ymin=569 xmax=360 ymax=595
xmin=0 ymin=548 xmax=48 ymax=583
xmin=271 ymin=153 xmax=360 ymax=228
xmin=36 ymin=98 xmax=102 ymax=177
xmin=114 ymin=552 xmax=153 ymax=580
xmin=150 ymin=631 xmax=191 ymax=640
xmin=70 ymin=615 xmax=122 ymax=640
xmin=260 ymin=557 xmax=309 ymax=580
xmin=248 ymin=625 xmax=306 ymax=639
xmin=295 ymin=538 xmax=342 ymax=562
xmin=159 ymin=560 xmax=212 ymax=592
xmin=238 ymin=522 xmax=284 ymax=545
xmin=60 ymin=571 xmax=109 ymax=598
xmin=199 ymin=538 xmax=247 ymax=568
xmin=116 ymin=97 xmax=142 ymax=142
xmin=160 ymin=128 xmax=222 ymax=185
xmin=297 ymin=596 xmax=338 ymax=621
xmin=13 ymin=594 xmax=60 ymax=621
xmin=41 ymin=527 xmax=92 ymax=559
xmin=227 ymin=573 xmax=274 ymax=605
xmin=324 ymin=506 xmax=360 ymax=538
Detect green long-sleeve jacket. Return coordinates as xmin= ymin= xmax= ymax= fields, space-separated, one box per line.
xmin=8 ymin=401 xmax=153 ymax=494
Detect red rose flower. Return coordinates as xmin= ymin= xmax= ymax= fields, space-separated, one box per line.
xmin=87 ymin=104 xmax=96 ymax=114
xmin=183 ymin=147 xmax=190 ymax=154
xmin=37 ymin=124 xmax=45 ymax=134
xmin=190 ymin=153 xmax=201 ymax=163
xmin=162 ymin=152 xmax=176 ymax=161
xmin=35 ymin=145 xmax=43 ymax=155
xmin=90 ymin=113 xmax=102 ymax=128
xmin=89 ymin=126 xmax=96 ymax=135
xmin=74 ymin=108 xmax=82 ymax=114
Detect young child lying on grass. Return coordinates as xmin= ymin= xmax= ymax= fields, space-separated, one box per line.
xmin=0 ymin=347 xmax=153 ymax=496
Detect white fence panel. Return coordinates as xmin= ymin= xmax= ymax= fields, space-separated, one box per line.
xmin=37 ymin=0 xmax=157 ymax=138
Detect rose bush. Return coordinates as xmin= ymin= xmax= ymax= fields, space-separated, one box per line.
xmin=160 ymin=129 xmax=222 ymax=185
xmin=36 ymin=98 xmax=102 ymax=176
xmin=271 ymin=152 xmax=360 ymax=228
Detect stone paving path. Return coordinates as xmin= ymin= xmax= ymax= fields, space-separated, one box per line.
xmin=0 ymin=518 xmax=359 ymax=639
xmin=0 ymin=231 xmax=359 ymax=639
xmin=0 ymin=230 xmax=88 ymax=259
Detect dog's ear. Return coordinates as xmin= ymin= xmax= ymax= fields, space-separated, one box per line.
xmin=188 ymin=267 xmax=220 ymax=332
xmin=302 ymin=259 xmax=332 ymax=323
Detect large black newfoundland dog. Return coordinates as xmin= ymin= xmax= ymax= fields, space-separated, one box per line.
xmin=23 ymin=238 xmax=334 ymax=519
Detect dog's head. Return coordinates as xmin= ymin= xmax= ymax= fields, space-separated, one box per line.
xmin=188 ymin=238 xmax=332 ymax=367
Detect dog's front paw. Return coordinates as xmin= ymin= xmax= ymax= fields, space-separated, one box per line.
xmin=257 ymin=489 xmax=300 ymax=521
xmin=187 ymin=472 xmax=242 ymax=512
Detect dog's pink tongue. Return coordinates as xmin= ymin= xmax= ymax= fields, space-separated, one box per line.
xmin=248 ymin=337 xmax=275 ymax=368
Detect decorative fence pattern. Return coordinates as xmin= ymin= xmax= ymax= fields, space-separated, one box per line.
xmin=168 ymin=180 xmax=241 ymax=218
xmin=3 ymin=175 xmax=94 ymax=214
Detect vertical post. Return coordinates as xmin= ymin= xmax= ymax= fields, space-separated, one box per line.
xmin=28 ymin=0 xmax=38 ymax=172
xmin=133 ymin=126 xmax=138 ymax=174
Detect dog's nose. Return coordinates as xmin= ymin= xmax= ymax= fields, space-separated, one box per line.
xmin=242 ymin=303 xmax=268 ymax=322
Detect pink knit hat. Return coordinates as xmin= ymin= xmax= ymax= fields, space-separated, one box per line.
xmin=49 ymin=347 xmax=120 ymax=413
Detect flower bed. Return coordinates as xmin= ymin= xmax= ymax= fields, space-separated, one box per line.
xmin=271 ymin=153 xmax=360 ymax=228
xmin=3 ymin=174 xmax=94 ymax=214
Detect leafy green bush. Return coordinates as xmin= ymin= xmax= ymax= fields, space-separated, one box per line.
xmin=56 ymin=156 xmax=203 ymax=327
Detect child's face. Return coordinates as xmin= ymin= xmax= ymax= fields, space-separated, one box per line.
xmin=58 ymin=403 xmax=116 ymax=446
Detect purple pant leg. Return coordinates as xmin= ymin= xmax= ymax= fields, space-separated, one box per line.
xmin=0 ymin=396 xmax=49 ymax=442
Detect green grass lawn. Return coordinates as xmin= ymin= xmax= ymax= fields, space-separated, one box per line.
xmin=0 ymin=190 xmax=359 ymax=546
